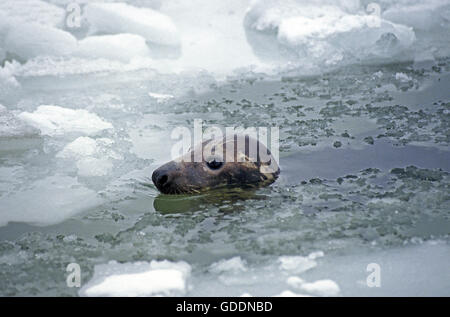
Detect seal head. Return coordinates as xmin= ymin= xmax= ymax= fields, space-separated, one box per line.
xmin=152 ymin=134 xmax=280 ymax=194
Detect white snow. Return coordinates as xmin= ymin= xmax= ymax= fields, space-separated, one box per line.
xmin=81 ymin=260 xmax=191 ymax=297
xmin=18 ymin=105 xmax=113 ymax=136
xmin=83 ymin=2 xmax=180 ymax=46
xmin=75 ymin=34 xmax=151 ymax=62
xmin=0 ymin=175 xmax=102 ymax=227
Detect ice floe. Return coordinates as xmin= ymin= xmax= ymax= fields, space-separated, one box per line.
xmin=286 ymin=276 xmax=305 ymax=288
xmin=278 ymin=255 xmax=318 ymax=274
xmin=244 ymin=0 xmax=416 ymax=65
xmin=80 ymin=260 xmax=191 ymax=297
xmin=18 ymin=105 xmax=113 ymax=136
xmin=0 ymin=175 xmax=102 ymax=227
xmin=83 ymin=2 xmax=180 ymax=47
xmin=209 ymin=256 xmax=248 ymax=274
xmin=274 ymin=290 xmax=311 ymax=297
xmin=395 ymin=72 xmax=412 ymax=82
xmin=57 ymin=137 xmax=120 ymax=177
xmin=148 ymin=92 xmax=174 ymax=103
xmin=382 ymin=0 xmax=450 ymax=31
xmin=75 ymin=34 xmax=151 ymax=62
xmin=297 ymin=279 xmax=340 ymax=296
xmin=0 ymin=104 xmax=41 ymax=151
xmin=0 ymin=0 xmax=65 ymax=27
xmin=2 ymin=22 xmax=77 ymax=61
xmin=0 ymin=104 xmax=39 ymax=139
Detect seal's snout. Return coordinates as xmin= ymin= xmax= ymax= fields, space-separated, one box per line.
xmin=152 ymin=169 xmax=169 ymax=189
xmin=152 ymin=161 xmax=179 ymax=193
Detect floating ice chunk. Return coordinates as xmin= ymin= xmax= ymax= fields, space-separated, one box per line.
xmin=0 ymin=62 xmax=19 ymax=89
xmin=209 ymin=256 xmax=248 ymax=274
xmin=274 ymin=290 xmax=311 ymax=297
xmin=0 ymin=175 xmax=102 ymax=227
xmin=76 ymin=157 xmax=114 ymax=177
xmin=383 ymin=0 xmax=450 ymax=31
xmin=18 ymin=105 xmax=113 ymax=136
xmin=373 ymin=71 xmax=383 ymax=78
xmin=299 ymin=279 xmax=340 ymax=296
xmin=84 ymin=3 xmax=180 ymax=46
xmin=287 ymin=275 xmax=340 ymax=296
xmin=207 ymin=257 xmax=255 ymax=287
xmin=278 ymin=255 xmax=317 ymax=274
xmin=277 ymin=14 xmax=414 ymax=55
xmin=0 ymin=0 xmax=65 ymax=27
xmin=57 ymin=137 xmax=119 ymax=159
xmin=286 ymin=276 xmax=304 ymax=288
xmin=395 ymin=72 xmax=412 ymax=82
xmin=148 ymin=92 xmax=174 ymax=103
xmin=0 ymin=105 xmax=40 ymax=139
xmin=76 ymin=34 xmax=151 ymax=62
xmin=57 ymin=136 xmax=98 ymax=158
xmin=245 ymin=0 xmax=416 ymax=64
xmin=57 ymin=137 xmax=119 ymax=177
xmin=0 ymin=105 xmax=41 ymax=151
xmin=308 ymin=251 xmax=324 ymax=260
xmin=3 ymin=23 xmax=77 ymax=61
xmin=368 ymin=197 xmax=402 ymax=205
xmin=278 ymin=13 xmax=368 ymax=44
xmin=81 ymin=260 xmax=191 ymax=297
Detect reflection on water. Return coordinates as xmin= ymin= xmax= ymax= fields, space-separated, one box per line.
xmin=153 ymin=187 xmax=268 ymax=214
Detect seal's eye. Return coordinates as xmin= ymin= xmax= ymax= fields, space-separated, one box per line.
xmin=206 ymin=158 xmax=223 ymax=170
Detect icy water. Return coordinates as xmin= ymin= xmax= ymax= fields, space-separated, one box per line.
xmin=1 ymin=0 xmax=450 ymax=297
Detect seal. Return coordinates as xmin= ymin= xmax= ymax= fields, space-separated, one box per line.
xmin=152 ymin=134 xmax=280 ymax=194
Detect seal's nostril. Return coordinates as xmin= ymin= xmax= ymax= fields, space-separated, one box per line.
xmin=152 ymin=165 xmax=174 ymax=191
xmin=158 ymin=174 xmax=168 ymax=187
